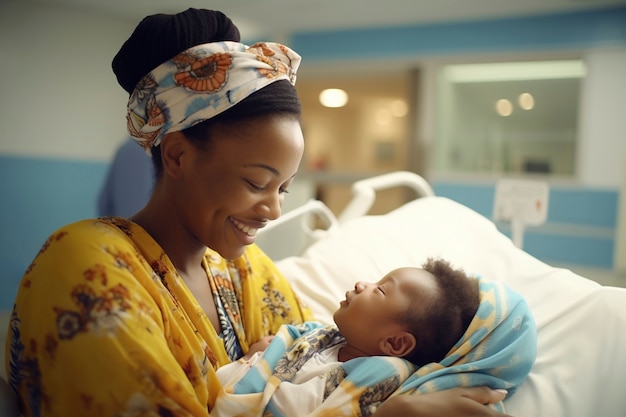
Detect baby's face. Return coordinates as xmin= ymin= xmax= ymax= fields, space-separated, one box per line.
xmin=333 ymin=267 xmax=439 ymax=354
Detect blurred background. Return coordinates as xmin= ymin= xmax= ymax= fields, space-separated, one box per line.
xmin=1 ymin=0 xmax=626 ymax=312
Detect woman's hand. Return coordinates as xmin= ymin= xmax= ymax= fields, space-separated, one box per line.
xmin=372 ymin=387 xmax=512 ymax=417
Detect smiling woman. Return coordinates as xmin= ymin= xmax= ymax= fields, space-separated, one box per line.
xmin=5 ymin=8 xmax=312 ymax=417
xmin=146 ymin=114 xmax=304 ymax=261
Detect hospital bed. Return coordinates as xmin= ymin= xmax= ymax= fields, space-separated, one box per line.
xmin=258 ymin=171 xmax=626 ymax=417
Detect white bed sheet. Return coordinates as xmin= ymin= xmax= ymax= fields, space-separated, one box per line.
xmin=275 ymin=196 xmax=626 ymax=417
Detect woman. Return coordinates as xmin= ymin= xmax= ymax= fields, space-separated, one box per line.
xmin=4 ymin=8 xmax=510 ymax=417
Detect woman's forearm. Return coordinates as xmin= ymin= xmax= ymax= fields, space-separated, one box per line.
xmin=372 ymin=387 xmax=511 ymax=417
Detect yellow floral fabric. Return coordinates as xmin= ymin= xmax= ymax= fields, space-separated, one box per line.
xmin=4 ymin=217 xmax=313 ymax=417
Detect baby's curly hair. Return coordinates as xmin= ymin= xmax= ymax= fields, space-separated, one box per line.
xmin=400 ymin=258 xmax=479 ymax=367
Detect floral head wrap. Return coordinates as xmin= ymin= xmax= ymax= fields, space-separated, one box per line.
xmin=126 ymin=41 xmax=301 ymax=152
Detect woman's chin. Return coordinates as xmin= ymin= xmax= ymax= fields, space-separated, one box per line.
xmin=220 ymin=247 xmax=247 ymax=261
xmin=208 ymin=239 xmax=247 ymax=261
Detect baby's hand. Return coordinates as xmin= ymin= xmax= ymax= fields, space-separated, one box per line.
xmin=243 ymin=335 xmax=275 ymax=360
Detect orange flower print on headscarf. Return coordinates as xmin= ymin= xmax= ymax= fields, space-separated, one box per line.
xmin=251 ymin=42 xmax=276 ymax=58
xmin=127 ymin=95 xmax=164 ymax=150
xmin=126 ymin=41 xmax=301 ymax=150
xmin=251 ymin=42 xmax=290 ymax=80
xmin=256 ymin=55 xmax=290 ymax=80
xmin=173 ymin=52 xmax=233 ymax=92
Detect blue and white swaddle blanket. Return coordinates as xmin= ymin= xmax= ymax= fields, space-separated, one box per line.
xmin=212 ymin=276 xmax=537 ymax=417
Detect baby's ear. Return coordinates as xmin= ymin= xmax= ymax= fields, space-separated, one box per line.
xmin=379 ymin=331 xmax=416 ymax=357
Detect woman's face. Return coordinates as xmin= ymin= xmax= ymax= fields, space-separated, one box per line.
xmin=176 ymin=114 xmax=304 ymax=260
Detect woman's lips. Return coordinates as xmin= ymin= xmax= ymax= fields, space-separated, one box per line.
xmin=230 ymin=217 xmax=259 ymax=237
xmin=229 ymin=217 xmax=267 ymax=245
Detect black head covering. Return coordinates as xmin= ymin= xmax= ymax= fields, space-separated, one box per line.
xmin=112 ymin=8 xmax=241 ymax=95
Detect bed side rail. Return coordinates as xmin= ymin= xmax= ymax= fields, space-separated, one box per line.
xmin=337 ymin=171 xmax=435 ymax=224
xmin=256 ymin=199 xmax=339 ymax=260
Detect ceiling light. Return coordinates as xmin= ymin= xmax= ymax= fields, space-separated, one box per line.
xmin=496 ymin=99 xmax=513 ymax=117
xmin=390 ymin=100 xmax=408 ymax=117
xmin=319 ymin=88 xmax=348 ymax=108
xmin=376 ymin=108 xmax=392 ymax=125
xmin=518 ymin=93 xmax=535 ymax=110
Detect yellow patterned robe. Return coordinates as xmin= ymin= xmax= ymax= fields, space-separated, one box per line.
xmin=4 ymin=217 xmax=313 ymax=417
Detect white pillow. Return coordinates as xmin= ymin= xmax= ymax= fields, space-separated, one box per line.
xmin=276 ymin=196 xmax=626 ymax=417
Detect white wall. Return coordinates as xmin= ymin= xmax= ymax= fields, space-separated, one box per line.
xmin=0 ymin=1 xmax=134 ymax=162
xmin=578 ymin=47 xmax=626 ymax=188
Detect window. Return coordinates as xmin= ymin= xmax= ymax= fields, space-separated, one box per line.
xmin=434 ymin=60 xmax=585 ymax=177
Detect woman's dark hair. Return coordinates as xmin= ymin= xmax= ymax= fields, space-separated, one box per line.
xmin=112 ymin=8 xmax=241 ymax=95
xmin=400 ymin=258 xmax=480 ymax=367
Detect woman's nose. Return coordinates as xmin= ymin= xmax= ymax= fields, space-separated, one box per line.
xmin=257 ymin=191 xmax=283 ymax=220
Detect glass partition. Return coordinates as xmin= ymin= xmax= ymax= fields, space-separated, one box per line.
xmin=434 ymin=60 xmax=585 ymax=177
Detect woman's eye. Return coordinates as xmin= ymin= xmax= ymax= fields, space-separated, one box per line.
xmin=246 ymin=180 xmax=264 ymax=192
xmin=246 ymin=179 xmax=290 ymax=194
xmin=377 ymin=286 xmax=385 ymax=295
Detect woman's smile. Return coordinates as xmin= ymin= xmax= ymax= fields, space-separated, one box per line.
xmin=229 ymin=216 xmax=270 ymax=246
xmin=230 ymin=217 xmax=259 ymax=237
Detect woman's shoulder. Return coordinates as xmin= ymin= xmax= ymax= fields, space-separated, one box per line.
xmin=24 ymin=217 xmax=159 ymax=288
xmin=51 ymin=217 xmax=133 ymax=239
xmin=37 ymin=217 xmax=140 ymax=255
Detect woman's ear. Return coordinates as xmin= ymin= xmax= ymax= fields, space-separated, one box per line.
xmin=379 ymin=331 xmax=416 ymax=358
xmin=160 ymin=132 xmax=187 ymax=179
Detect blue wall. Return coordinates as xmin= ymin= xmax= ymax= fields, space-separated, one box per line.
xmin=0 ymin=155 xmax=108 ymax=310
xmin=291 ymin=6 xmax=626 ymax=60
xmin=434 ymin=181 xmax=617 ymax=268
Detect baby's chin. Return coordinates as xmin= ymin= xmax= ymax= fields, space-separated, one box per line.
xmin=332 ymin=310 xmax=341 ymax=328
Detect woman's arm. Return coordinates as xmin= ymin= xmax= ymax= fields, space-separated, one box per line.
xmin=372 ymin=387 xmax=511 ymax=417
xmin=6 ymin=221 xmax=215 ymax=417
